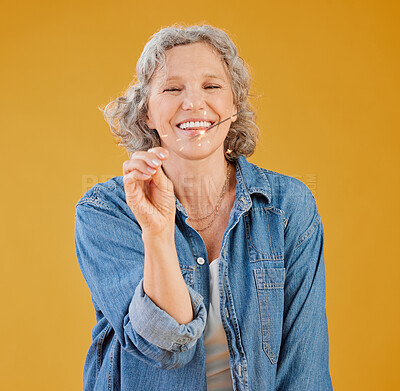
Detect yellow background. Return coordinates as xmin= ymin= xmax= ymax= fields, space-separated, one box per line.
xmin=1 ymin=0 xmax=399 ymax=389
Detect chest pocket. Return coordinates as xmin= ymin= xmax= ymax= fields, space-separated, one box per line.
xmin=254 ymin=267 xmax=286 ymax=364
xmin=244 ymin=207 xmax=285 ymax=262
xmin=179 ymin=265 xmax=195 ymax=288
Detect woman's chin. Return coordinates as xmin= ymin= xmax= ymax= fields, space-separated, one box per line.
xmin=173 ymin=140 xmax=215 ymax=158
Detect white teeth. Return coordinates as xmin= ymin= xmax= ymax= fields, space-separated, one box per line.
xmin=178 ymin=121 xmax=212 ymax=129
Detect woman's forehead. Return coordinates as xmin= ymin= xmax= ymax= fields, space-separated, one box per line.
xmin=152 ymin=43 xmax=229 ymax=84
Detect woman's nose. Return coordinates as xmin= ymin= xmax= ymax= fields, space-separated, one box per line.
xmin=181 ymin=88 xmax=205 ymax=110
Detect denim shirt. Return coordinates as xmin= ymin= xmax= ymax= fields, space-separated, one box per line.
xmin=74 ymin=155 xmax=333 ymax=391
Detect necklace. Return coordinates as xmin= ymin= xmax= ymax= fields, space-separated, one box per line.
xmin=188 ymin=164 xmax=230 ymax=222
xmin=187 ymin=162 xmax=231 ymax=232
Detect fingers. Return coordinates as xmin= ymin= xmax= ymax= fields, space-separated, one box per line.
xmin=123 ymin=159 xmax=153 ymax=180
xmin=123 ymin=168 xmax=151 ymax=183
xmin=123 ymin=147 xmax=169 ymax=178
xmin=122 ymin=147 xmax=175 ymax=226
xmin=144 ymin=148 xmax=173 ymax=191
xmin=147 ymin=147 xmax=169 ymax=160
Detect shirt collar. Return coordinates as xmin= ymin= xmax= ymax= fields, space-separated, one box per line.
xmin=175 ymin=155 xmax=272 ymax=216
xmin=234 ymin=155 xmax=272 ymax=208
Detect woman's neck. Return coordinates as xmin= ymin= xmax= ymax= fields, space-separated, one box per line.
xmin=161 ymin=151 xmax=235 ymax=218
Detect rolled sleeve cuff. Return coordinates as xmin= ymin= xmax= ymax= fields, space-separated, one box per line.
xmin=129 ymin=279 xmax=207 ymax=352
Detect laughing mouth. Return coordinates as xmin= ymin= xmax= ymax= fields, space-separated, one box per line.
xmin=177 ymin=120 xmax=214 ymax=130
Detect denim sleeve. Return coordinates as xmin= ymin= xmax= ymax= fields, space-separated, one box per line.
xmin=276 ymin=188 xmax=333 ymax=390
xmin=74 ymin=195 xmax=207 ymax=370
xmin=129 ymin=279 xmax=206 ymax=352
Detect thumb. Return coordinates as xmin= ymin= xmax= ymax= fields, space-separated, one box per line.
xmin=150 ymin=165 xmax=174 ymax=194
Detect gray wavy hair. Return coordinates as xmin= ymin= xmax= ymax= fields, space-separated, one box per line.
xmin=100 ymin=24 xmax=259 ymax=162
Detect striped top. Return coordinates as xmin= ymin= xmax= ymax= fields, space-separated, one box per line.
xmin=204 ymin=258 xmax=234 ymax=390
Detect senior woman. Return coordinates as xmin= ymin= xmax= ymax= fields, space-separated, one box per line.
xmin=75 ymin=24 xmax=333 ymax=391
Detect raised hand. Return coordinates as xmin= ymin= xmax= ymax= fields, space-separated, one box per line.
xmin=122 ymin=147 xmax=175 ymax=236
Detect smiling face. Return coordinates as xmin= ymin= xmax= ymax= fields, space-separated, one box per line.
xmin=146 ymin=42 xmax=237 ymax=160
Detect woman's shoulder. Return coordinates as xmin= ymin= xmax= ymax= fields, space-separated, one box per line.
xmin=238 ymin=157 xmax=320 ymax=236
xmin=237 ymin=156 xmax=316 ymax=206
xmin=261 ymin=167 xmax=315 ymax=202
xmin=75 ymin=175 xmax=132 ymax=215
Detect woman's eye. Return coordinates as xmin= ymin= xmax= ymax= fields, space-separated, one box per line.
xmin=164 ymin=88 xmax=181 ymax=92
xmin=205 ymin=85 xmax=221 ymax=89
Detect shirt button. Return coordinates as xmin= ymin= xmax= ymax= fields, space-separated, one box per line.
xmin=196 ymin=257 xmax=205 ymax=265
